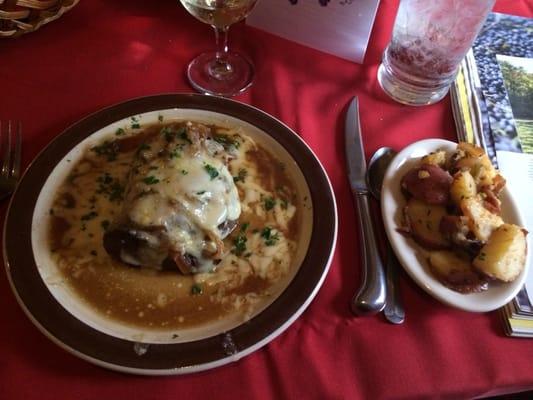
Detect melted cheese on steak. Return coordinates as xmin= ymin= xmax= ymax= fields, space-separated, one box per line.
xmin=104 ymin=122 xmax=241 ymax=273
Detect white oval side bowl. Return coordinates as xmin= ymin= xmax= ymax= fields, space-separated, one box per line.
xmin=381 ymin=138 xmax=529 ymax=312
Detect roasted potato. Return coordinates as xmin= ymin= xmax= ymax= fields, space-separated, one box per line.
xmin=404 ymin=198 xmax=449 ymax=249
xmin=421 ymin=150 xmax=447 ymax=167
xmin=401 ymin=164 xmax=453 ymax=205
xmin=439 ymin=215 xmax=481 ymax=255
xmin=473 ymin=156 xmax=498 ymax=188
xmin=451 ymin=155 xmax=478 ymax=172
xmin=450 ymin=170 xmax=477 ymax=206
xmin=453 ymin=142 xmax=498 ymax=188
xmin=480 ymin=187 xmax=502 ymax=215
xmin=457 ymin=142 xmax=485 ymax=158
xmin=460 ymin=196 xmax=503 ymax=242
xmin=473 ymin=224 xmax=527 ymax=282
xmin=399 ymin=142 xmax=527 ymax=293
xmin=428 ymin=250 xmax=488 ymax=293
xmin=490 ymin=174 xmax=506 ymax=196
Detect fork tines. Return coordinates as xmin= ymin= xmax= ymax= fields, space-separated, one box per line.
xmin=0 ymin=120 xmax=22 ymax=181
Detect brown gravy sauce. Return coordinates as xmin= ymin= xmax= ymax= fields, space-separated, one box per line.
xmin=48 ymin=121 xmax=299 ymax=330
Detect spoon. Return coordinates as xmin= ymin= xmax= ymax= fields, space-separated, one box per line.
xmin=366 ymin=147 xmax=405 ymax=324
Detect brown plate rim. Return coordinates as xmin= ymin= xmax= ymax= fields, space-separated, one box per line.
xmin=3 ymin=93 xmax=337 ymax=374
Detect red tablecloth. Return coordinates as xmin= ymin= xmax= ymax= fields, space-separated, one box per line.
xmin=1 ymin=0 xmax=533 ymax=398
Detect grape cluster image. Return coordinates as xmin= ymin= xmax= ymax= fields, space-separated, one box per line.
xmin=472 ymin=13 xmax=533 ymax=153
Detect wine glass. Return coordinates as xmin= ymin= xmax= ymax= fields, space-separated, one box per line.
xmin=180 ymin=0 xmax=259 ymax=97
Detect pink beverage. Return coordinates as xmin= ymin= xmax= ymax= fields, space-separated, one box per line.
xmin=378 ymin=0 xmax=495 ymax=106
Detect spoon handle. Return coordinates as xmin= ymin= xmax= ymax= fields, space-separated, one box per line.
xmin=384 ymin=244 xmax=405 ymax=324
xmin=350 ymin=191 xmax=387 ymax=315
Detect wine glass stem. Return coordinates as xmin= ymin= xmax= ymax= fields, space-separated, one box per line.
xmin=210 ymin=26 xmax=234 ymax=79
xmin=214 ymin=26 xmax=229 ymax=58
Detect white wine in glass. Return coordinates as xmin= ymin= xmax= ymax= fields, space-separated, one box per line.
xmin=180 ymin=0 xmax=259 ymax=96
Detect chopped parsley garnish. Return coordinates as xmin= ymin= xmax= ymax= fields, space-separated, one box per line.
xmin=241 ymin=222 xmax=250 ymax=232
xmin=81 ymin=211 xmax=98 ymax=221
xmin=280 ymin=198 xmax=288 ymax=209
xmin=131 ymin=116 xmax=140 ymax=129
xmin=196 ymin=190 xmax=206 ymax=195
xmin=115 ymin=128 xmax=125 ymax=136
xmin=169 ymin=150 xmax=179 ymax=159
xmin=99 ymin=173 xmax=113 ymax=185
xmin=160 ymin=126 xmax=175 ymax=142
xmin=158 ymin=115 xmax=164 ymax=122
xmin=91 ymin=140 xmax=119 ymax=161
xmin=478 ymin=252 xmax=486 ymax=261
xmin=181 ymin=169 xmax=188 ymax=175
xmin=261 ymin=227 xmax=280 ymax=246
xmin=213 ymin=133 xmax=240 ymax=149
xmin=96 ymin=173 xmax=124 ymax=202
xmin=168 ymin=145 xmax=183 ymax=159
xmin=232 ymin=234 xmax=248 ymax=256
xmin=136 ymin=143 xmax=151 ymax=154
xmin=204 ymin=164 xmax=219 ymax=180
xmin=143 ymin=176 xmax=160 ymax=185
xmin=191 ymin=284 xmax=203 ymax=295
xmin=178 ymin=128 xmax=192 ymax=144
xmin=233 ymin=168 xmax=247 ymax=183
xmin=109 ymin=184 xmax=124 ymax=201
xmin=101 ymin=220 xmax=110 ymax=230
xmin=264 ymin=197 xmax=276 ymax=211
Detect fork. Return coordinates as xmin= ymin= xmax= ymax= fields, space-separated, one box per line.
xmin=0 ymin=121 xmax=22 ymax=201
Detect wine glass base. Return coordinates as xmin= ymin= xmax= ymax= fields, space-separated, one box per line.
xmin=186 ymin=51 xmax=254 ymax=97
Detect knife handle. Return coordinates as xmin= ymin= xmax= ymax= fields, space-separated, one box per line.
xmin=350 ymin=190 xmax=387 ymax=316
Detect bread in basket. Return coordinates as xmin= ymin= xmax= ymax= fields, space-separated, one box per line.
xmin=0 ymin=0 xmax=79 ymax=38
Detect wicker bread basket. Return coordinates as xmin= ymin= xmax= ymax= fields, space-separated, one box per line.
xmin=0 ymin=0 xmax=79 ymax=38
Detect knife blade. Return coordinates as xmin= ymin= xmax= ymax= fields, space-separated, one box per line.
xmin=345 ymin=97 xmax=368 ymax=192
xmin=344 ymin=97 xmax=387 ymax=316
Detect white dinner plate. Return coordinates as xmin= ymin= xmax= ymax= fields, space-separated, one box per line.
xmin=381 ymin=138 xmax=529 ymax=312
xmin=3 ymin=93 xmax=338 ymax=374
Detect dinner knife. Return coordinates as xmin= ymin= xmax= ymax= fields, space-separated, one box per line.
xmin=345 ymin=97 xmax=387 ymax=316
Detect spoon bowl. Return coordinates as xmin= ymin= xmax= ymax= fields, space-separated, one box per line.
xmin=366 ymin=147 xmax=397 ymax=199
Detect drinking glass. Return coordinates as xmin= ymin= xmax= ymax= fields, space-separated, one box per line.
xmin=180 ymin=0 xmax=259 ymax=97
xmin=377 ymin=0 xmax=496 ymax=106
